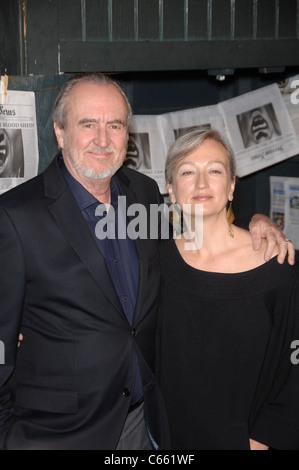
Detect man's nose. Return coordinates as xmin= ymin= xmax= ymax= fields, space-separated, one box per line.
xmin=94 ymin=127 xmax=110 ymax=147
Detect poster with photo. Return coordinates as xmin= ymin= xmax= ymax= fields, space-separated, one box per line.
xmin=219 ymin=84 xmax=299 ymax=177
xmin=0 ymin=90 xmax=39 ymax=194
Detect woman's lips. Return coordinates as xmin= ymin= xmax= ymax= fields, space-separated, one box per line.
xmin=193 ymin=195 xmax=212 ymax=202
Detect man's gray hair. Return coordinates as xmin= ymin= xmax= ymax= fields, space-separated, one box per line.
xmin=165 ymin=128 xmax=237 ymax=184
xmin=53 ymin=72 xmax=132 ymax=129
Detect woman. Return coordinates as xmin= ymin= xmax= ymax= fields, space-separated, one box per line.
xmin=156 ymin=129 xmax=299 ymax=450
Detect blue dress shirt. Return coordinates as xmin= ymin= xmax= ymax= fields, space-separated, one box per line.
xmin=61 ymin=161 xmax=143 ymax=405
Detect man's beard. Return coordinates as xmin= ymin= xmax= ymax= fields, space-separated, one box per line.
xmin=78 ymin=156 xmax=123 ymax=180
xmin=64 ymin=142 xmax=124 ymax=180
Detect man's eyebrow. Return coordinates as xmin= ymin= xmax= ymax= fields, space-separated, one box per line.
xmin=77 ymin=118 xmax=127 ymax=126
xmin=107 ymin=119 xmax=127 ymax=126
xmin=77 ymin=118 xmax=98 ymax=125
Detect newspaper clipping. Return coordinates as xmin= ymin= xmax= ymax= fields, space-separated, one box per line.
xmin=0 ymin=90 xmax=39 ymax=194
xmin=279 ymin=74 xmax=299 ymax=142
xmin=124 ymin=114 xmax=168 ymax=194
xmin=270 ymin=176 xmax=299 ymax=250
xmin=220 ymin=84 xmax=299 ymax=178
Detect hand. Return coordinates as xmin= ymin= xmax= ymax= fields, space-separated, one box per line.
xmin=249 ymin=214 xmax=295 ymax=265
xmin=18 ymin=333 xmax=23 ymax=348
xmin=249 ymin=438 xmax=269 ymax=450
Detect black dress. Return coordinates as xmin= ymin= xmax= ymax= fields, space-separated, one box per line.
xmin=157 ymin=239 xmax=299 ymax=450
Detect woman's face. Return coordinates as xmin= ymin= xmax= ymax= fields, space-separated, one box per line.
xmin=167 ymin=139 xmax=235 ymax=218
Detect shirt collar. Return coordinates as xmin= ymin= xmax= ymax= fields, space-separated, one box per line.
xmin=61 ymin=159 xmax=120 ymax=211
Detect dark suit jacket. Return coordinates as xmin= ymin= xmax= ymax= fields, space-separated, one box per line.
xmin=0 ymin=156 xmax=170 ymax=450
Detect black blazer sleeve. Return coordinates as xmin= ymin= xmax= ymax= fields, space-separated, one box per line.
xmin=0 ymin=209 xmax=26 ymax=448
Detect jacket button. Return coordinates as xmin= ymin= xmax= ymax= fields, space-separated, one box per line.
xmin=123 ymin=388 xmax=131 ymax=397
xmin=132 ymin=328 xmax=137 ymax=337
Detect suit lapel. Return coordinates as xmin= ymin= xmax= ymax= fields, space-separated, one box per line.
xmin=43 ymin=157 xmax=123 ymax=314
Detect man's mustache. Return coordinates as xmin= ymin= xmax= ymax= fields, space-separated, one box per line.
xmin=84 ymin=146 xmax=115 ymax=155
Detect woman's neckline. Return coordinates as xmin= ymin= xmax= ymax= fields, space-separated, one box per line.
xmin=170 ymin=237 xmax=279 ymax=276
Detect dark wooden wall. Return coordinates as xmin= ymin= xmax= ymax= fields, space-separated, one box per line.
xmin=1 ymin=0 xmax=298 ymax=75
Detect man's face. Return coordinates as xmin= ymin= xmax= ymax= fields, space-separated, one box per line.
xmin=54 ymin=81 xmax=129 ymax=182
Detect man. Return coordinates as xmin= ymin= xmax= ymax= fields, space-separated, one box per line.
xmin=0 ymin=73 xmax=294 ymax=450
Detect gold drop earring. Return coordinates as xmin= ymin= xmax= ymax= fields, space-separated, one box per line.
xmin=227 ymin=201 xmax=235 ymax=238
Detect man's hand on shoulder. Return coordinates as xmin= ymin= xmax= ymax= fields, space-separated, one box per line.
xmin=249 ymin=214 xmax=295 ymax=265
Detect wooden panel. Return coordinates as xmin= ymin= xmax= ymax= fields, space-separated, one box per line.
xmin=138 ymin=0 xmax=160 ymax=40
xmin=58 ymin=0 xmax=82 ymax=40
xmin=163 ymin=0 xmax=185 ymax=40
xmin=0 ymin=0 xmax=22 ymax=74
xmin=112 ymin=0 xmax=135 ymax=40
xmin=211 ymin=0 xmax=231 ymax=38
xmin=8 ymin=0 xmax=299 ymax=75
xmin=86 ymin=0 xmax=109 ymax=40
xmin=235 ymin=0 xmax=254 ymax=38
xmin=26 ymin=0 xmax=59 ymax=74
xmin=188 ymin=0 xmax=208 ymax=39
xmin=278 ymin=0 xmax=297 ymax=38
xmin=60 ymin=38 xmax=299 ymax=72
xmin=257 ymin=0 xmax=276 ymax=38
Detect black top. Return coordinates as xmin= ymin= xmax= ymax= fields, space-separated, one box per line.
xmin=157 ymin=239 xmax=299 ymax=450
